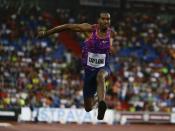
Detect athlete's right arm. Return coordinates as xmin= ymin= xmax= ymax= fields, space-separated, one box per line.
xmin=37 ymin=23 xmax=93 ymax=38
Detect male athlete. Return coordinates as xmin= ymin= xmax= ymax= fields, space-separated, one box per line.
xmin=38 ymin=11 xmax=116 ymax=120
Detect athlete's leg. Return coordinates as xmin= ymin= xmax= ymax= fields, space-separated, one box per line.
xmin=96 ymin=69 xmax=108 ymax=102
xmin=83 ymin=70 xmax=98 ymax=112
xmin=96 ymin=69 xmax=109 ymax=120
xmin=84 ymin=97 xmax=94 ymax=112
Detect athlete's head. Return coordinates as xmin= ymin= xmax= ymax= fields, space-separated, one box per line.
xmin=98 ymin=11 xmax=111 ymax=31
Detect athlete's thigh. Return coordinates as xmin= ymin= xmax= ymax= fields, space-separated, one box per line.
xmin=97 ymin=67 xmax=110 ymax=79
xmin=83 ymin=70 xmax=98 ymax=99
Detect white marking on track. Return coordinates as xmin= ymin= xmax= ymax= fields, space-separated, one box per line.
xmin=0 ymin=122 xmax=12 ymax=127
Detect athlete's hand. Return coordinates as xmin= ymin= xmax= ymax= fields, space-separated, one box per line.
xmin=37 ymin=30 xmax=47 ymax=38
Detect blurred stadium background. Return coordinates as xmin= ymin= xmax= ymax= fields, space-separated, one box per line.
xmin=0 ymin=0 xmax=175 ymax=130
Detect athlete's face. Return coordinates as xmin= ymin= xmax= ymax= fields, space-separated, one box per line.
xmin=98 ymin=13 xmax=111 ymax=30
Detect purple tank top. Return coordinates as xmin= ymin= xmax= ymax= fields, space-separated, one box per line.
xmin=81 ymin=24 xmax=111 ymax=71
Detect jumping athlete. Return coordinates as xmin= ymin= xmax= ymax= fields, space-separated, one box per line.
xmin=37 ymin=11 xmax=116 ymax=120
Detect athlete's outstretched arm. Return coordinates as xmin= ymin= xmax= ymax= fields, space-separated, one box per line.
xmin=37 ymin=23 xmax=93 ymax=38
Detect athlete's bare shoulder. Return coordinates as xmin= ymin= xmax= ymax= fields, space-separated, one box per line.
xmin=110 ymin=29 xmax=117 ymax=38
xmin=79 ymin=23 xmax=96 ymax=38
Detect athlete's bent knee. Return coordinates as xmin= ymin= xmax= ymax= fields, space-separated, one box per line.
xmin=97 ymin=71 xmax=105 ymax=82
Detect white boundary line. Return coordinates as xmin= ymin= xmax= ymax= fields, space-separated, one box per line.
xmin=0 ymin=122 xmax=12 ymax=127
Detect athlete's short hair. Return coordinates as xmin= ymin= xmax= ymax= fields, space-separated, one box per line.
xmin=98 ymin=11 xmax=110 ymax=18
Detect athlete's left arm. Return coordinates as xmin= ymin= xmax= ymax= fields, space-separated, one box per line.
xmin=110 ymin=31 xmax=117 ymax=55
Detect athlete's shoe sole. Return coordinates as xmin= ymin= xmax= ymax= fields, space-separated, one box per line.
xmin=97 ymin=101 xmax=107 ymax=120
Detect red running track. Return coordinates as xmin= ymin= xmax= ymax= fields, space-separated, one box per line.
xmin=0 ymin=123 xmax=175 ymax=131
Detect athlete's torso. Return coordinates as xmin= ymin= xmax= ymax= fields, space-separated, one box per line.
xmin=81 ymin=24 xmax=111 ymax=71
